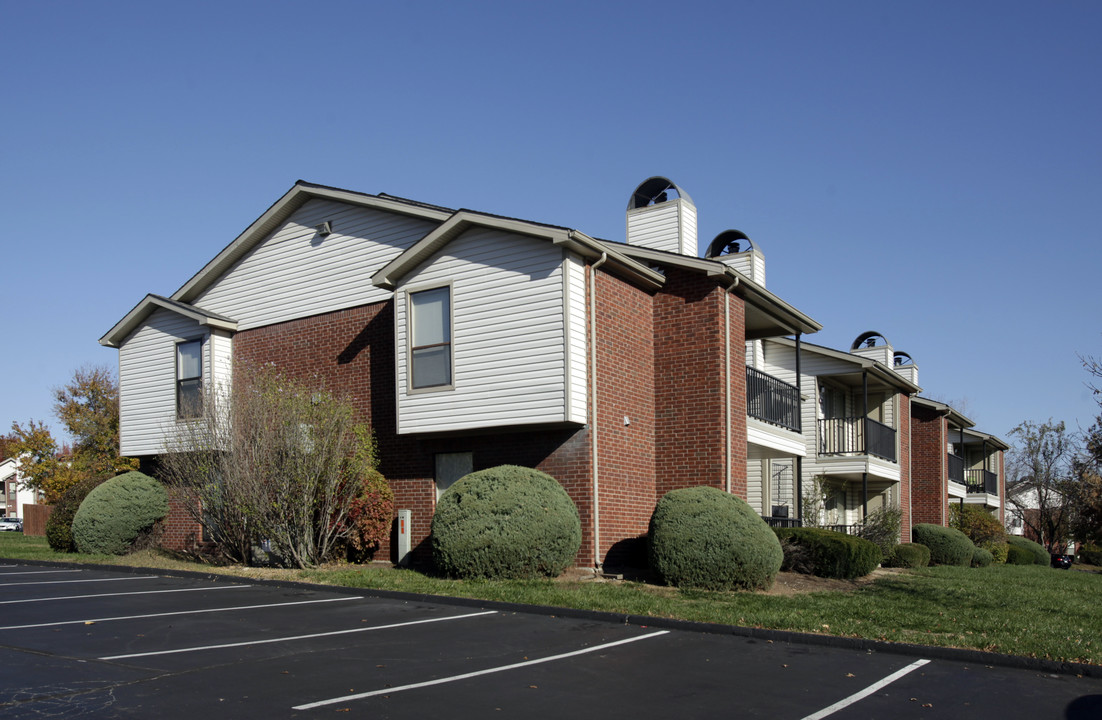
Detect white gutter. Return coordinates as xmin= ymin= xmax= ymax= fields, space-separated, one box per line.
xmin=589 ymin=252 xmax=608 ymax=570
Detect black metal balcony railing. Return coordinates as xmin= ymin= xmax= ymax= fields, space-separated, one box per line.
xmin=947 ymin=453 xmax=965 ymax=484
xmin=817 ymin=417 xmax=897 ymax=462
xmin=746 ymin=367 xmax=801 ymax=433
xmin=965 ymin=469 xmax=998 ymax=495
xmin=761 ymin=516 xmax=862 ymax=536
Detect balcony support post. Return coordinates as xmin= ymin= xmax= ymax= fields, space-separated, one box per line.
xmin=795 ymin=333 xmax=803 ymax=520
xmin=862 ymin=471 xmax=868 ymax=520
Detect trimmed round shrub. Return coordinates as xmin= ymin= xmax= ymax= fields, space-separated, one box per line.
xmin=911 ymin=524 xmax=974 ymax=566
xmin=1007 ymin=544 xmax=1035 ymax=565
xmin=431 ymin=465 xmax=581 ymax=579
xmin=45 ymin=475 xmax=110 ymax=552
xmin=774 ymin=527 xmax=882 ymax=579
xmin=1078 ymin=543 xmax=1102 ymax=566
xmin=883 ymin=542 xmax=930 ymax=568
xmin=971 ymin=546 xmax=994 ymax=567
xmin=980 ymin=541 xmax=1010 ymax=564
xmin=72 ymin=472 xmax=169 ymax=555
xmin=1006 ymin=536 xmax=1049 ymax=565
xmin=649 ymin=486 xmax=782 ymax=591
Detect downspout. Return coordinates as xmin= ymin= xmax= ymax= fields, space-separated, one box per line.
xmin=723 ymin=274 xmax=739 ymax=494
xmin=589 ymin=252 xmax=607 ymax=570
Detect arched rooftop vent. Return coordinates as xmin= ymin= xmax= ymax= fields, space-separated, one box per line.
xmin=851 ymin=331 xmax=890 ymax=351
xmin=893 ymin=351 xmax=914 ymax=366
xmin=627 ymin=176 xmax=694 ymax=211
xmin=704 ymin=230 xmax=758 ymax=259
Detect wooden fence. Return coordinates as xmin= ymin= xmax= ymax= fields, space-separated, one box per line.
xmin=21 ymin=504 xmax=53 ymax=536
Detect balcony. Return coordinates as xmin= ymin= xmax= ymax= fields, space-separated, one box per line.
xmin=761 ymin=516 xmax=861 ymax=535
xmin=965 ymin=468 xmax=998 ymax=495
xmin=947 ymin=453 xmax=965 ymax=484
xmin=818 ymin=417 xmax=897 ymax=462
xmin=746 ymin=367 xmax=801 ymax=432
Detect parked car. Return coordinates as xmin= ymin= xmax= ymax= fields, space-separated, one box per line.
xmin=0 ymin=517 xmax=23 ymax=532
xmin=1051 ymin=553 xmax=1073 ymax=569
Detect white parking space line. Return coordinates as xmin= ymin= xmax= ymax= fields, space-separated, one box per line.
xmin=100 ymin=609 xmax=499 ymax=661
xmin=293 ymin=629 xmax=671 ymax=710
xmin=800 ymin=658 xmax=931 ymax=720
xmin=0 ymin=584 xmax=252 ymax=605
xmin=0 ymin=569 xmax=84 ymax=576
xmin=1 ymin=575 xmax=159 ymax=587
xmin=0 ymin=595 xmax=364 ymax=630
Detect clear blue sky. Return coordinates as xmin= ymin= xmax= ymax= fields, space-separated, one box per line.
xmin=2 ymin=1 xmax=1099 ymax=447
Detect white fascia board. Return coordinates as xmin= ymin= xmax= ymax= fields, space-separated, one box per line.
xmin=173 ymin=182 xmax=452 ymax=304
xmin=373 ymin=215 xmax=664 ymax=291
xmin=772 ymin=337 xmax=922 ymax=394
xmin=912 ymin=396 xmax=975 ymax=428
xmin=609 ymin=243 xmax=820 ymax=335
xmin=99 ymin=295 xmax=238 ymax=348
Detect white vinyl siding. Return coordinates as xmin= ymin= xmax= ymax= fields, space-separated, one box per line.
xmin=193 ymin=199 xmax=437 ymax=330
xmin=565 ymin=253 xmax=588 ymax=424
xmin=626 ymin=198 xmax=697 ymax=256
xmin=395 ymin=228 xmax=578 ymax=434
xmin=118 ymin=309 xmax=209 ymax=456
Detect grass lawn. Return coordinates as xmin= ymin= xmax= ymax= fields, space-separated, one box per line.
xmin=2 ymin=533 xmax=1099 ymax=665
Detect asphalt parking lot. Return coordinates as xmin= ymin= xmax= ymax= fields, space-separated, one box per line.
xmin=1 ymin=562 xmax=1100 ymax=719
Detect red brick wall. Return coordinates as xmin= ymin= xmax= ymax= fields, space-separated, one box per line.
xmin=727 ymin=292 xmax=748 ymax=498
xmin=898 ymin=393 xmax=911 ymax=542
xmin=593 ymin=270 xmax=655 ymax=567
xmin=910 ymin=404 xmax=948 ymax=528
xmin=231 ymin=300 xmax=592 ymax=566
xmin=653 ymin=268 xmax=729 ymax=497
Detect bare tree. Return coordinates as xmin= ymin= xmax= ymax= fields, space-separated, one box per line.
xmin=158 ymin=363 xmax=378 ymax=568
xmin=1006 ymin=419 xmax=1076 ymax=552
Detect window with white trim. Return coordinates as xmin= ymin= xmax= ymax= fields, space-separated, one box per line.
xmin=410 ymin=286 xmax=452 ymax=389
xmin=176 ymin=339 xmax=203 ymax=419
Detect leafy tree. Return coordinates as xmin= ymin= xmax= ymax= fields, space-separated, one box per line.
xmin=0 ymin=432 xmax=18 ymax=461
xmin=1006 ymin=419 xmax=1076 ymax=552
xmin=53 ymin=365 xmax=137 ymax=479
xmin=157 ymin=363 xmax=385 ymax=568
xmin=8 ymin=420 xmax=70 ymax=502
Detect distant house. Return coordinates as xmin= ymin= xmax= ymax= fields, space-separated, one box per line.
xmin=101 ymin=178 xmax=821 ymax=568
xmin=0 ymin=457 xmax=44 ymax=519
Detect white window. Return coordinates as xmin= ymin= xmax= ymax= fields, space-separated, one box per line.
xmin=410 ymin=287 xmax=452 ymax=389
xmin=177 ymin=339 xmax=203 ymax=419
xmin=435 ymin=452 xmax=472 ymax=500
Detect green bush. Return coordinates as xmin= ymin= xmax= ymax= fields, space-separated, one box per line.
xmin=971 ymin=546 xmax=994 ymax=567
xmin=911 ymin=524 xmax=974 ymax=566
xmin=431 ymin=465 xmax=581 ymax=579
xmin=773 ymin=527 xmax=882 ymax=579
xmin=950 ymin=503 xmax=1007 ymax=546
xmin=1078 ymin=543 xmax=1102 ymax=566
xmin=45 ymin=475 xmax=110 ymax=552
xmin=980 ymin=541 xmax=1010 ymax=564
xmin=857 ymin=506 xmax=901 ymax=559
xmin=883 ymin=542 xmax=930 ymax=568
xmin=1007 ymin=536 xmax=1049 ymax=565
xmin=1007 ymin=544 xmax=1035 ymax=565
xmin=72 ymin=472 xmax=169 ymax=555
xmin=649 ymin=486 xmax=782 ymax=591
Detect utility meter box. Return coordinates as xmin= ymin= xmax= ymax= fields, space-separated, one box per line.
xmin=396 ymin=509 xmax=412 ymax=566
